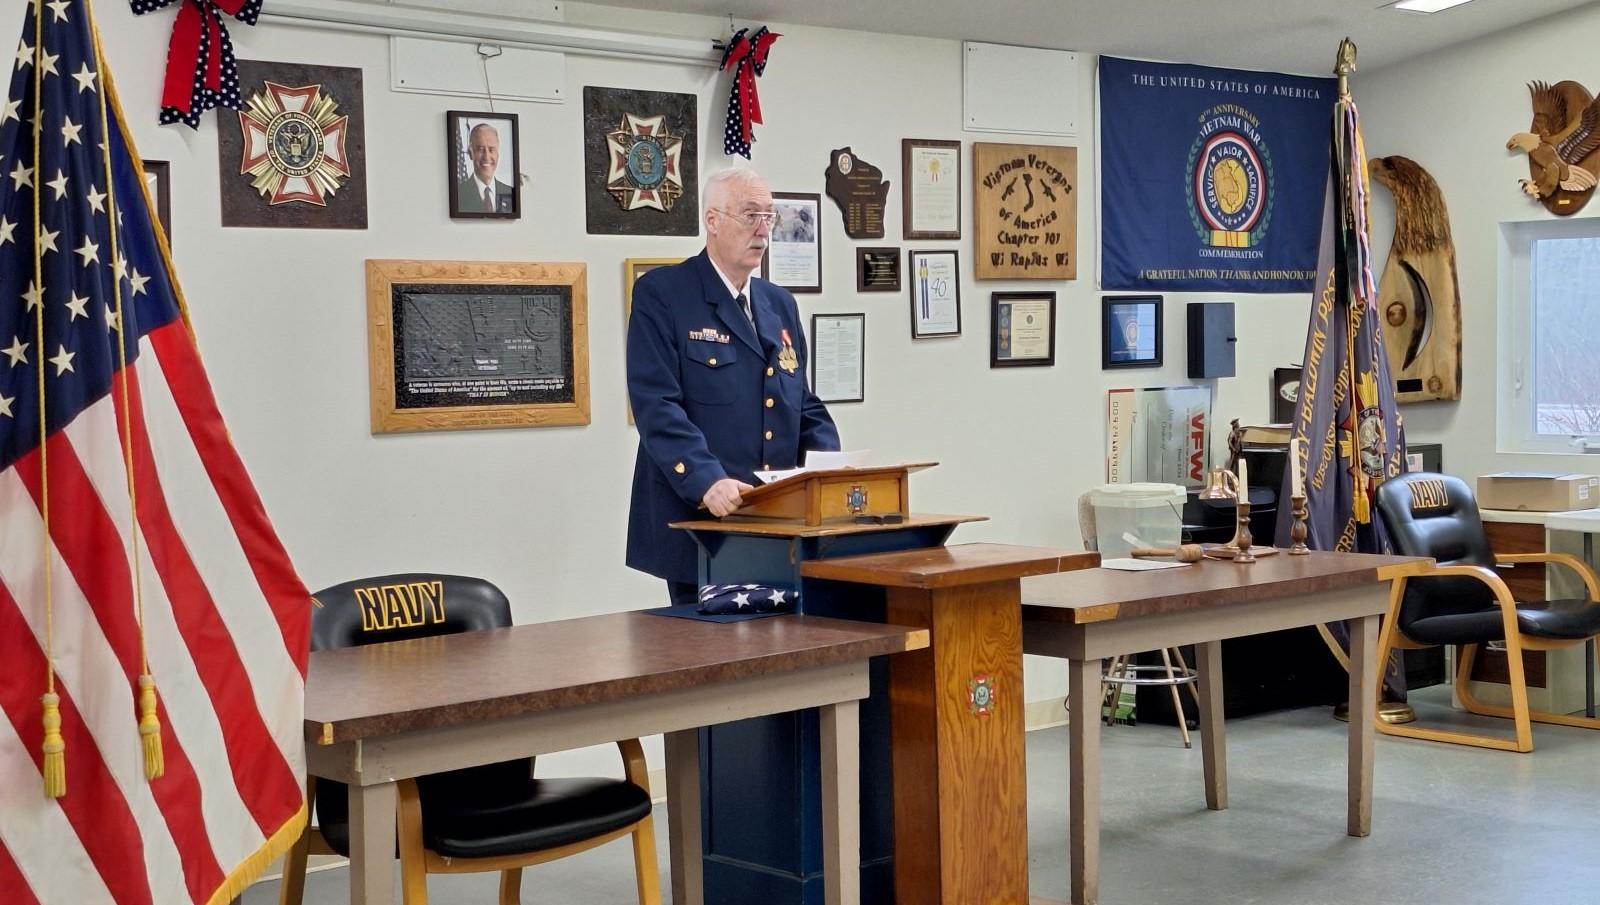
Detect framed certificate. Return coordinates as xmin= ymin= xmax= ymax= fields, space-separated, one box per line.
xmin=908 ymin=249 xmax=961 ymax=338
xmin=991 ymin=291 xmax=1055 ymax=367
xmin=761 ymin=192 xmax=822 ymax=293
xmin=810 ymin=313 xmax=866 ymax=404
xmin=1101 ymin=295 xmax=1163 ymax=369
xmin=902 ymin=138 xmax=961 ymax=240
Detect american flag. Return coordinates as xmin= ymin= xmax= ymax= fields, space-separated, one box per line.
xmin=0 ymin=1 xmax=311 ymax=902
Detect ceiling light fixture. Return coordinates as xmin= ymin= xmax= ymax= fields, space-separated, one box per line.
xmin=1390 ymin=0 xmax=1478 ymax=13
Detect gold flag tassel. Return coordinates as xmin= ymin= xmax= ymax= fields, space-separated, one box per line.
xmin=41 ymin=693 xmax=65 ymax=797
xmin=138 ymin=675 xmax=164 ymax=779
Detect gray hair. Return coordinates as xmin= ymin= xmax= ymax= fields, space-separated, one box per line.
xmin=469 ymin=122 xmax=500 ymax=143
xmin=703 ymin=168 xmax=767 ymax=210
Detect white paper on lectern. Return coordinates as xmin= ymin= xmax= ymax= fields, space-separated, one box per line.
xmin=754 ymin=449 xmax=873 ymax=484
xmin=1098 ymin=558 xmax=1191 ymax=571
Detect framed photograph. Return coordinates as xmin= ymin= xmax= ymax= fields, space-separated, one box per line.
xmin=1101 ymin=295 xmax=1163 ymax=369
xmin=856 ymin=246 xmax=901 ymax=292
xmin=447 ymin=111 xmax=520 ymax=220
xmin=623 ymin=257 xmax=684 ymax=424
xmin=902 ymin=138 xmax=961 ymax=240
xmin=1271 ymin=366 xmax=1301 ymax=424
xmin=366 ymin=259 xmax=588 ymax=433
xmin=142 ymin=160 xmax=171 ymax=244
xmin=811 ymin=313 xmax=865 ymax=404
xmin=761 ymin=192 xmax=822 ymax=293
xmin=908 ymin=249 xmax=961 ymax=338
xmin=991 ymin=291 xmax=1055 ymax=368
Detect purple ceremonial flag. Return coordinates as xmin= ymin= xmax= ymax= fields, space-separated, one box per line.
xmin=1278 ymin=87 xmax=1409 ymax=698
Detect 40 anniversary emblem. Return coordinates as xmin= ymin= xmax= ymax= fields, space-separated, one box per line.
xmin=605 ymin=113 xmax=685 ymax=213
xmin=237 ymin=81 xmax=352 ymax=206
xmin=1186 ymin=104 xmax=1275 ymax=249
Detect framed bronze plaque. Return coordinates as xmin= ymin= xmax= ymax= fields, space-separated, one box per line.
xmin=367 ymin=260 xmax=590 ymax=433
xmin=972 ymin=141 xmax=1076 ymax=279
xmin=856 ymin=246 xmax=901 ymax=292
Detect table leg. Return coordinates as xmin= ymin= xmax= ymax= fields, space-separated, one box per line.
xmin=349 ymin=781 xmax=397 ymax=905
xmin=1068 ymin=656 xmax=1101 ymax=905
xmin=820 ymin=699 xmax=861 ymax=905
xmin=1195 ymin=641 xmax=1227 ymax=811
xmin=664 ymin=729 xmax=704 ymax=905
xmin=1347 ymin=614 xmax=1377 ymax=837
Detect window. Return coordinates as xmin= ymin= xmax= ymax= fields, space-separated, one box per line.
xmin=1499 ymin=219 xmax=1600 ymax=453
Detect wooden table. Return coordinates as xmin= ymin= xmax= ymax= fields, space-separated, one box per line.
xmin=801 ymin=544 xmax=1101 ymax=905
xmin=1020 ymin=551 xmax=1431 ymax=905
xmin=302 ymin=612 xmax=929 ymax=905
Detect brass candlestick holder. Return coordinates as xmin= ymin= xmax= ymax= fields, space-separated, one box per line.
xmin=1289 ymin=495 xmax=1309 ymax=555
xmin=1233 ymin=501 xmax=1256 ymax=563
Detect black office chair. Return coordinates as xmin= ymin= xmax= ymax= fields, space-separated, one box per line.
xmin=1374 ymin=474 xmax=1600 ymax=752
xmin=279 ymin=574 xmax=662 ymax=905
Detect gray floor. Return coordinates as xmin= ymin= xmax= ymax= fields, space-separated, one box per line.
xmin=247 ymin=686 xmax=1600 ymax=905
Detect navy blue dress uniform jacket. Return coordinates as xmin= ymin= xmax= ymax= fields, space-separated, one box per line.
xmin=627 ymin=251 xmax=840 ymax=582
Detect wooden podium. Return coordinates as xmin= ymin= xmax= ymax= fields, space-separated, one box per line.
xmin=671 ymin=464 xmax=1095 ymax=905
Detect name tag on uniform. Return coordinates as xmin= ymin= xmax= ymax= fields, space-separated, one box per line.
xmin=688 ymin=327 xmax=731 ymax=343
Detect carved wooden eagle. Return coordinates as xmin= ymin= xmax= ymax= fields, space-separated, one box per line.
xmin=1506 ymin=80 xmax=1600 ymax=215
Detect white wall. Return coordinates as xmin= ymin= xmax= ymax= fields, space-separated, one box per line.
xmin=1360 ymin=4 xmax=1600 ymax=479
xmin=17 ymin=0 xmax=1321 ymax=775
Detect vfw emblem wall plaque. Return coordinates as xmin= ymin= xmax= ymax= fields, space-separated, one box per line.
xmin=238 ymin=81 xmax=351 ymax=206
xmin=605 ymin=113 xmax=685 ymax=213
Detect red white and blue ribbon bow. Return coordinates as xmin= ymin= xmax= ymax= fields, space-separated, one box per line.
xmin=719 ymin=25 xmax=780 ymax=159
xmin=130 ymin=0 xmax=262 ymax=128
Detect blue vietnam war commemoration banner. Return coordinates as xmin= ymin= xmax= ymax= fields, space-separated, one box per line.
xmin=1100 ymin=57 xmax=1335 ymax=293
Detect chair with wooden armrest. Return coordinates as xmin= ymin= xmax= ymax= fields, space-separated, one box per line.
xmin=278 ymin=573 xmax=661 ymax=905
xmin=1373 ymin=474 xmax=1600 ymax=752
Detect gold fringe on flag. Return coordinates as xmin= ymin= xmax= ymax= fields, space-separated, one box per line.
xmin=41 ymin=693 xmax=65 ymax=798
xmin=138 ymin=675 xmax=164 ymax=780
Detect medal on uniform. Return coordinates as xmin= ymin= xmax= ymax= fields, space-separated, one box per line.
xmin=778 ymin=328 xmax=799 ymax=374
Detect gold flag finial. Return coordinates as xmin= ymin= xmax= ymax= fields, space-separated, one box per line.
xmin=1335 ymin=38 xmax=1358 ymax=97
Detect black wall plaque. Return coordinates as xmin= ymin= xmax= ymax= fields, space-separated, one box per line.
xmin=824 ymin=146 xmax=889 ymax=239
xmin=219 ymin=61 xmax=367 ymax=230
xmin=391 ymin=283 xmax=575 ymax=410
xmin=583 ymin=86 xmax=699 ymax=236
xmin=856 ymin=246 xmax=901 ymax=292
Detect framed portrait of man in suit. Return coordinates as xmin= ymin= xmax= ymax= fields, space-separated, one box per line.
xmin=446 ymin=111 xmax=521 ymax=220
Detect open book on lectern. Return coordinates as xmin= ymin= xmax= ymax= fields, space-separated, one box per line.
xmin=734 ymin=454 xmax=938 ymax=525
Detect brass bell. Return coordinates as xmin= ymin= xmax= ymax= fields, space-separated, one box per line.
xmin=1198 ymin=468 xmax=1239 ymax=500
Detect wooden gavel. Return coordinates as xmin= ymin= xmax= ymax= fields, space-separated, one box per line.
xmin=1129 ymin=544 xmax=1204 ymax=563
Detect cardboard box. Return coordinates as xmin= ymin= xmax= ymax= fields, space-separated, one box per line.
xmin=1477 ymin=472 xmax=1600 ymax=512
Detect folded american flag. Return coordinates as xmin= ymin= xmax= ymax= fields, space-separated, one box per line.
xmin=697 ymin=583 xmax=796 ymax=615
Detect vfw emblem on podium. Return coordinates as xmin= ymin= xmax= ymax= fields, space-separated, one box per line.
xmin=968 ymin=674 xmax=995 ymax=717
xmin=846 ymin=483 xmax=868 ymax=514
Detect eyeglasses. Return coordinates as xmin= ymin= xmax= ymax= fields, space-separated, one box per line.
xmin=714 ymin=207 xmax=779 ymax=228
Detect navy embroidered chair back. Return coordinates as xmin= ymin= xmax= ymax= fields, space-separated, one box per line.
xmin=278 ymin=573 xmax=662 ymax=905
xmin=1373 ymin=473 xmax=1600 ymax=752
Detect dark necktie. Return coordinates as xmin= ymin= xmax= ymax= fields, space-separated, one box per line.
xmin=482 ymin=187 xmax=494 ymax=212
xmin=737 ymin=292 xmax=754 ymax=326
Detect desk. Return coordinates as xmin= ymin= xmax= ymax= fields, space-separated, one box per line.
xmin=1544 ymin=509 xmax=1600 ymax=716
xmin=1020 ymin=551 xmax=1430 ymax=905
xmin=302 ymin=612 xmax=929 ymax=905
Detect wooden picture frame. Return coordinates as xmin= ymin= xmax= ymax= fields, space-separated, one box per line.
xmin=990 ymin=291 xmax=1056 ymax=368
xmin=367 ymin=259 xmax=588 ymax=433
xmin=810 ymin=313 xmax=866 ymax=404
xmin=447 ymin=111 xmax=521 ymax=220
xmin=1101 ymin=295 xmax=1163 ymax=369
xmin=901 ymin=138 xmax=961 ymax=240
xmin=142 ymin=160 xmax=172 ymax=244
xmin=855 ymin=246 xmax=901 ymax=292
xmin=623 ymin=257 xmax=684 ymax=423
xmin=760 ymin=192 xmax=822 ymax=293
xmin=908 ymin=249 xmax=961 ymax=338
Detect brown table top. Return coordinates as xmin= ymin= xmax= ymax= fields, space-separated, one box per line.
xmin=670 ymin=512 xmax=987 ymax=538
xmin=800 ymin=543 xmax=1098 ymax=589
xmin=304 ymin=612 xmax=928 ymax=745
xmin=1021 ymin=550 xmax=1433 ymax=625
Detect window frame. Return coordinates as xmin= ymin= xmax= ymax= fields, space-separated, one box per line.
xmin=1497 ymin=216 xmax=1600 ymax=454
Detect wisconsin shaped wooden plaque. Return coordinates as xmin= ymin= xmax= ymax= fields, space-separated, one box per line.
xmin=973 ymin=142 xmax=1076 ymax=280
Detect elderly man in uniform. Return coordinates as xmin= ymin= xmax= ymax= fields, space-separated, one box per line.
xmin=626 ymin=169 xmax=840 ymax=604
